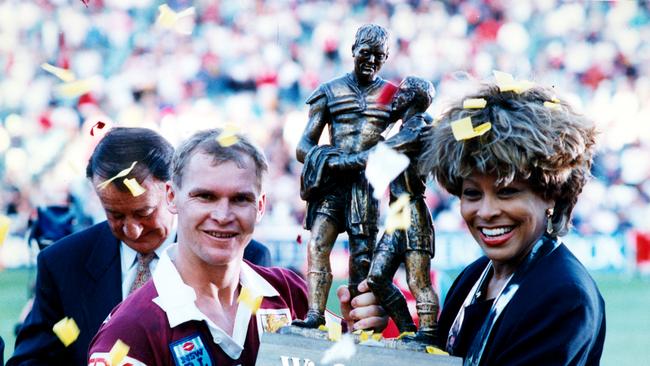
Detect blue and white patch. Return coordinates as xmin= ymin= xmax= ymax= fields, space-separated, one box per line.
xmin=169 ymin=334 xmax=213 ymax=366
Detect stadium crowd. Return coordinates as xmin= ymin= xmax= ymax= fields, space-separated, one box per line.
xmin=1 ymin=0 xmax=649 ymax=258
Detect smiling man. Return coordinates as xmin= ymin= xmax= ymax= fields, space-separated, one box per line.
xmin=10 ymin=128 xmax=271 ymax=366
xmin=88 ymin=129 xmax=387 ymax=365
xmin=294 ymin=23 xmax=395 ymax=328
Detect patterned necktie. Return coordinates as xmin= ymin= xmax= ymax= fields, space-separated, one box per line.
xmin=128 ymin=252 xmax=156 ymax=294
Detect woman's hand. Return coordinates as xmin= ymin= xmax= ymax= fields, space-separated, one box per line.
xmin=337 ymin=279 xmax=388 ymax=332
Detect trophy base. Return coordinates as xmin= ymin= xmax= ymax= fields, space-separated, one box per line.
xmin=256 ymin=326 xmax=462 ymax=365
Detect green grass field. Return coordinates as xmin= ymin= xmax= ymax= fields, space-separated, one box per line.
xmin=1 ymin=268 xmax=648 ymax=364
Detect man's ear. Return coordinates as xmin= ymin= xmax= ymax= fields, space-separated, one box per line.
xmin=256 ymin=193 xmax=266 ymax=223
xmin=166 ymin=181 xmax=178 ymax=214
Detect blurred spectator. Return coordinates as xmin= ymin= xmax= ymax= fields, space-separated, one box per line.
xmin=0 ymin=0 xmax=649 ymax=247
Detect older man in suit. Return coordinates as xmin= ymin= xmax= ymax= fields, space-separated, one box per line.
xmin=9 ymin=128 xmax=271 ymax=366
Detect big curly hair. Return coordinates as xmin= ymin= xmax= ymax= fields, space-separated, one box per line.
xmin=421 ymin=84 xmax=597 ymax=236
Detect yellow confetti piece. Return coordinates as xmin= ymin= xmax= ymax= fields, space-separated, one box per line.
xmin=318 ymin=325 xmax=329 ymax=332
xmin=551 ymin=97 xmax=560 ymax=103
xmin=52 ymin=317 xmax=80 ymax=347
xmin=237 ymin=287 xmax=263 ymax=314
xmin=359 ymin=330 xmax=374 ymax=342
xmin=96 ymin=161 xmax=138 ymax=190
xmin=493 ymin=70 xmax=534 ymax=94
xmin=122 ymin=178 xmax=147 ymax=197
xmin=385 ymin=194 xmax=411 ymax=234
xmin=426 ymin=345 xmax=449 ymax=355
xmin=156 ymin=5 xmax=195 ymax=35
xmin=352 ymin=329 xmax=363 ymax=335
xmin=397 ymin=331 xmax=415 ymax=340
xmin=216 ymin=131 xmax=239 ymax=147
xmin=55 ymin=77 xmax=99 ymax=98
xmin=0 ymin=215 xmax=10 ymax=247
xmin=463 ymin=98 xmax=487 ymax=109
xmin=544 ymin=101 xmax=561 ymax=110
xmin=327 ymin=321 xmax=342 ymax=342
xmin=109 ymin=339 xmax=130 ymax=366
xmin=41 ymin=63 xmax=76 ymax=82
xmin=450 ymin=117 xmax=491 ymax=141
xmin=371 ymin=333 xmax=383 ymax=341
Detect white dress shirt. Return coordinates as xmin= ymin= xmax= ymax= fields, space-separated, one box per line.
xmin=120 ymin=231 xmax=176 ymax=300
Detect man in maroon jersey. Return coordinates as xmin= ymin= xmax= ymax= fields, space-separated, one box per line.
xmin=88 ymin=129 xmax=386 ymax=365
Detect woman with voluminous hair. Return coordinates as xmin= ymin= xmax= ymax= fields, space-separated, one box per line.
xmin=422 ymin=83 xmax=606 ymax=365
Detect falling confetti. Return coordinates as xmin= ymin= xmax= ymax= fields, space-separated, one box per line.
xmin=327 ymin=320 xmax=342 ymax=342
xmin=52 ymin=317 xmax=80 ymax=347
xmin=56 ymin=77 xmax=100 ymax=99
xmin=90 ymin=121 xmax=106 ymax=136
xmin=544 ymin=101 xmax=561 ymax=110
xmin=238 ymin=287 xmax=263 ymax=314
xmin=385 ymin=194 xmax=411 ymax=234
xmin=41 ymin=63 xmax=75 ymax=82
xmin=426 ymin=345 xmax=449 ymax=355
xmin=493 ymin=70 xmax=534 ymax=94
xmin=462 ymin=98 xmax=487 ymax=109
xmin=96 ymin=161 xmax=138 ymax=190
xmin=321 ymin=334 xmax=356 ymax=364
xmin=156 ymin=4 xmax=196 ymax=35
xmin=109 ymin=339 xmax=130 ymax=366
xmin=0 ymin=215 xmax=10 ymax=246
xmin=365 ymin=143 xmax=410 ymax=200
xmin=123 ymin=178 xmax=147 ymax=197
xmin=450 ymin=117 xmax=491 ymax=141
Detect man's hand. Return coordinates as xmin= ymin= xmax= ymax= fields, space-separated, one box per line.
xmin=337 ymin=279 xmax=388 ymax=332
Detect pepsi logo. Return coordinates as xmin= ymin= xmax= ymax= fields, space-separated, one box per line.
xmin=182 ymin=342 xmax=194 ymax=352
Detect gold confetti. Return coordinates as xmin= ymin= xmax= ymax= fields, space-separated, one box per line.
xmin=327 ymin=321 xmax=342 ymax=342
xmin=96 ymin=161 xmax=138 ymax=190
xmin=52 ymin=317 xmax=80 ymax=347
xmin=385 ymin=194 xmax=411 ymax=234
xmin=551 ymin=97 xmax=560 ymax=103
xmin=318 ymin=325 xmax=329 ymax=332
xmin=123 ymin=178 xmax=147 ymax=197
xmin=359 ymin=330 xmax=374 ymax=342
xmin=352 ymin=329 xmax=363 ymax=335
xmin=41 ymin=63 xmax=75 ymax=82
xmin=426 ymin=345 xmax=449 ymax=355
xmin=156 ymin=4 xmax=195 ymax=35
xmin=371 ymin=333 xmax=383 ymax=341
xmin=109 ymin=339 xmax=130 ymax=366
xmin=237 ymin=287 xmax=263 ymax=314
xmin=450 ymin=117 xmax=491 ymax=141
xmin=463 ymin=98 xmax=487 ymax=109
xmin=544 ymin=101 xmax=561 ymax=110
xmin=493 ymin=70 xmax=534 ymax=94
xmin=55 ymin=77 xmax=99 ymax=98
xmin=397 ymin=331 xmax=415 ymax=340
xmin=0 ymin=215 xmax=10 ymax=246
xmin=216 ymin=131 xmax=239 ymax=147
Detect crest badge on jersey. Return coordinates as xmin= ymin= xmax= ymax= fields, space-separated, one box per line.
xmin=256 ymin=308 xmax=292 ymax=337
xmin=169 ymin=334 xmax=213 ymax=366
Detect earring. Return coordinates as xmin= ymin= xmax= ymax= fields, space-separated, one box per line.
xmin=546 ymin=207 xmax=554 ymax=234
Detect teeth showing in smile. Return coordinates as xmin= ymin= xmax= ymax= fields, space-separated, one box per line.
xmin=480 ymin=226 xmax=513 ymax=237
xmin=206 ymin=231 xmax=236 ymax=239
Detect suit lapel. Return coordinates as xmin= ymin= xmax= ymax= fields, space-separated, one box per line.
xmin=82 ymin=222 xmax=122 ymax=329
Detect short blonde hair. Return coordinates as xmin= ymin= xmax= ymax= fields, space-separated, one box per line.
xmin=422 ymin=84 xmax=596 ymax=236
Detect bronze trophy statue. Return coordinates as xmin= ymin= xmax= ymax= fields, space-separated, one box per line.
xmin=334 ymin=77 xmax=440 ymax=345
xmin=293 ymin=24 xmax=394 ymax=328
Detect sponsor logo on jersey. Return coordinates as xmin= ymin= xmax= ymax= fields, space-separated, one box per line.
xmin=170 ymin=334 xmax=213 ymax=366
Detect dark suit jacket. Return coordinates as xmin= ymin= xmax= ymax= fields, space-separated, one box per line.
xmin=437 ymin=244 xmax=606 ymax=366
xmin=9 ymin=221 xmax=272 ymax=366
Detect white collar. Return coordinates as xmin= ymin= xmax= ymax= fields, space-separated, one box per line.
xmin=152 ymin=244 xmax=278 ymax=360
xmin=120 ymin=229 xmax=176 ymax=274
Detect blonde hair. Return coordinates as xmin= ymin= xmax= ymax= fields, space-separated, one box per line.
xmin=422 ymin=84 xmax=596 ymax=236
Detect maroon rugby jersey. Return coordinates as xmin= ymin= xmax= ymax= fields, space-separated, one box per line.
xmin=88 ymin=259 xmax=308 ymax=366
